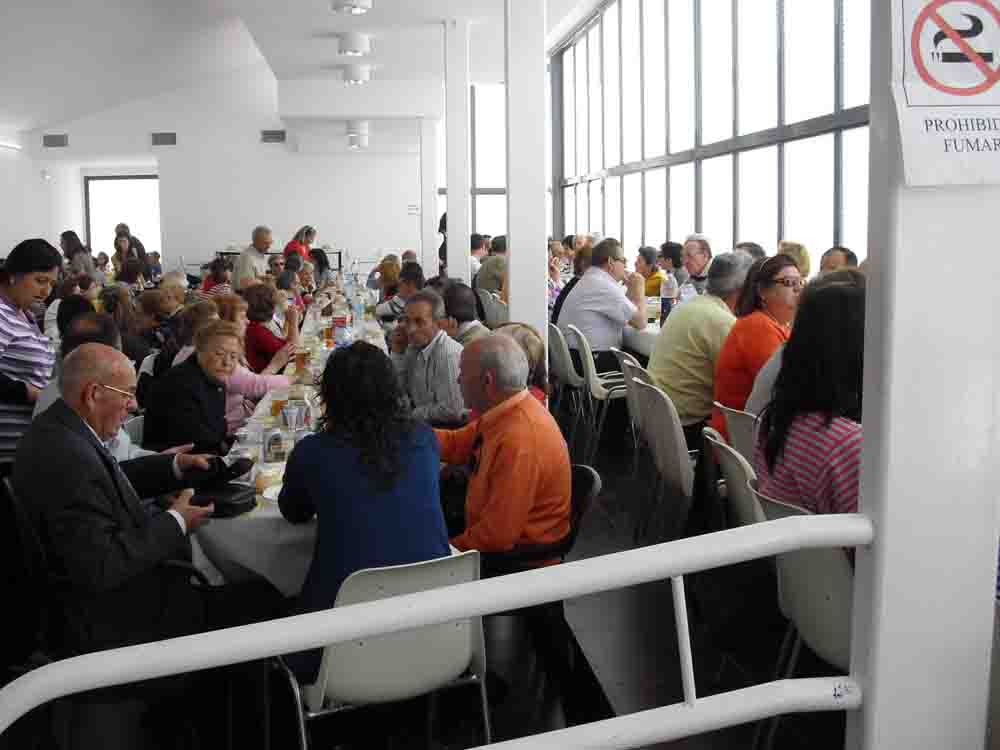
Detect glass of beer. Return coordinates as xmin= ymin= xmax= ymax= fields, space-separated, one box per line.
xmin=270 ymin=389 xmax=289 ymax=419
xmin=295 ymin=348 xmax=310 ymax=372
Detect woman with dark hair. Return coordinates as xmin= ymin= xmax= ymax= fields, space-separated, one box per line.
xmin=309 ymin=248 xmax=335 ymax=288
xmin=0 ymin=239 xmax=61 ymax=467
xmin=709 ymin=254 xmax=803 ymax=435
xmin=111 ymin=231 xmax=135 ymax=277
xmin=283 ymin=225 xmax=317 ymax=260
xmin=243 ymin=283 xmax=300 ymax=372
xmin=99 ymin=284 xmax=150 ymax=366
xmin=43 ymin=274 xmax=85 ymax=343
xmin=754 ymin=283 xmax=865 ymax=515
xmin=59 ymin=230 xmax=100 ymax=284
xmin=95 ymin=251 xmax=114 ymax=284
xmin=279 ymin=341 xmax=450 ymax=682
xmin=201 ymin=257 xmax=233 ymax=296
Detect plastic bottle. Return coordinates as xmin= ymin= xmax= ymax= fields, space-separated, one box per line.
xmin=660 ymin=272 xmax=678 ymax=325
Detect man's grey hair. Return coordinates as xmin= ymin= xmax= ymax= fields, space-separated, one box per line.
xmin=252 ymin=225 xmax=271 ymax=242
xmin=159 ymin=270 xmax=187 ymax=290
xmin=478 ymin=334 xmax=529 ymax=392
xmin=406 ymin=289 xmax=447 ymax=320
xmin=60 ymin=343 xmax=123 ymax=403
xmin=706 ymin=251 xmax=754 ymax=298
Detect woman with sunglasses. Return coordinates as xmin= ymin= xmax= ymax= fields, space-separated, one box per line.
xmin=709 ymin=253 xmax=803 ymax=437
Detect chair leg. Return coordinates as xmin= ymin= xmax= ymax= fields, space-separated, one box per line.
xmin=478 ymin=678 xmax=493 ymax=744
xmin=589 ymin=399 xmax=610 ymax=465
xmin=424 ymin=690 xmax=438 ymax=748
xmin=753 ymin=625 xmax=801 ymax=750
xmin=271 ymin=658 xmax=309 ymax=750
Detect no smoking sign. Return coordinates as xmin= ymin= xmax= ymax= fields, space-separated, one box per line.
xmin=904 ymin=0 xmax=1000 ymax=105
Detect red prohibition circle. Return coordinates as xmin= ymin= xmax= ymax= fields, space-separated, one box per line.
xmin=911 ymin=0 xmax=1000 ymax=95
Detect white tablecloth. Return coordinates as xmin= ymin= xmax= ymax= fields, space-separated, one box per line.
xmin=623 ymin=323 xmax=660 ymax=358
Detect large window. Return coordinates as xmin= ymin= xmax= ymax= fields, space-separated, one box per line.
xmin=85 ymin=176 xmax=162 ymax=258
xmin=555 ymin=0 xmax=871 ymax=267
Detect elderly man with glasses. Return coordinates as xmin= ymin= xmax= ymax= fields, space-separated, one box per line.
xmin=556 ymin=237 xmax=647 ymax=372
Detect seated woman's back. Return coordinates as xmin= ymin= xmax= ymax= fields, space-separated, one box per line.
xmin=279 ymin=341 xmax=450 ymax=682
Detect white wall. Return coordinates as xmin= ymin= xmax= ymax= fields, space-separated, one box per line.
xmin=0 ymin=149 xmax=52 ymax=255
xmin=22 ymin=61 xmax=421 ymax=267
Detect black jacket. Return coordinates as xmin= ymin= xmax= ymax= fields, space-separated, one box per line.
xmin=12 ymin=399 xmax=202 ymax=656
xmin=144 ymin=356 xmax=228 ymax=454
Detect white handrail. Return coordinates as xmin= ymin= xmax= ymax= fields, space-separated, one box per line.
xmin=0 ymin=514 xmax=873 ymax=736
xmin=469 ymin=677 xmax=861 ymax=749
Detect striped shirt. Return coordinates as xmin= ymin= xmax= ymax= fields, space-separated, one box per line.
xmin=0 ymin=296 xmax=55 ymax=462
xmin=752 ymin=412 xmax=862 ymax=515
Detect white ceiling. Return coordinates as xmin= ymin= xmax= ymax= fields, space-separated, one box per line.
xmin=0 ymin=0 xmax=582 ymax=134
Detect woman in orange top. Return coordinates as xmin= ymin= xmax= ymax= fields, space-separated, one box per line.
xmin=709 ymin=254 xmax=803 ymax=437
xmin=283 ymin=225 xmax=316 ymax=260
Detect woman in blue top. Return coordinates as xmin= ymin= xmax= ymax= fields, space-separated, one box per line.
xmin=279 ymin=340 xmax=450 ymax=682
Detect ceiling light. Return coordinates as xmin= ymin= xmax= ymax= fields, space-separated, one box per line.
xmin=342 ymin=64 xmax=371 ymax=85
xmin=337 ymin=31 xmax=371 ymax=56
xmin=332 ymin=0 xmax=372 ymax=15
xmin=346 ymin=120 xmax=370 ymax=149
xmin=0 ymin=141 xmax=22 ymax=151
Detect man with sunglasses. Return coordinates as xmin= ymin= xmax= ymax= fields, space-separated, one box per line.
xmin=556 ymin=237 xmax=647 ymax=372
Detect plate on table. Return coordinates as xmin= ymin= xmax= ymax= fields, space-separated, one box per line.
xmin=262 ymin=485 xmax=283 ymax=502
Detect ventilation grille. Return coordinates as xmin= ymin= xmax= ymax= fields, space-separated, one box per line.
xmin=42 ymin=133 xmax=69 ymax=148
xmin=260 ymin=129 xmax=287 ymax=144
xmin=151 ymin=132 xmax=177 ymax=147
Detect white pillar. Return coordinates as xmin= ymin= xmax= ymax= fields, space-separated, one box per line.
xmin=418 ymin=118 xmax=441 ymax=272
xmin=504 ymin=0 xmax=548 ymax=339
xmin=445 ymin=18 xmax=472 ymax=284
xmin=846 ymin=2 xmax=1000 ymax=748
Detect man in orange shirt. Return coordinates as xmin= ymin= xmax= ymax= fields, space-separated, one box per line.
xmin=436 ymin=334 xmax=571 ymax=558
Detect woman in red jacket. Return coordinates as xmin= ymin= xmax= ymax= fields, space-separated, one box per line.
xmin=283 ymin=225 xmax=316 ymax=260
xmin=243 ymin=283 xmax=300 ymax=372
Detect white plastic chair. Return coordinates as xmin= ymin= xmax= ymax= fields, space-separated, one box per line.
xmin=276 ymin=551 xmax=490 ymax=749
xmin=631 ymin=380 xmax=695 ymax=543
xmin=476 ymin=288 xmax=509 ymax=329
xmin=714 ymin=402 xmax=757 ymax=463
xmin=749 ymin=482 xmax=854 ymax=673
xmin=702 ymin=427 xmax=765 ymax=528
xmin=565 ymin=325 xmax=627 ymax=464
xmin=610 ymin=348 xmax=642 ymax=471
xmin=547 ymin=323 xmax=587 ymax=448
xmin=123 ymin=415 xmax=144 ymax=448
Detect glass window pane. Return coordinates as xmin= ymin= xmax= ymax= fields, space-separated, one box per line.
xmin=668 ymin=0 xmax=695 ymax=153
xmin=701 ymin=155 xmax=733 ymax=252
xmin=87 ymin=178 xmax=162 ymax=258
xmin=621 ymin=0 xmax=642 ymax=163
xmin=577 ymin=181 xmax=588 ymax=233
xmin=475 ymin=195 xmax=508 ymax=236
xmin=474 ymin=84 xmax=506 ymax=188
xmin=669 ymin=162 xmax=695 ymax=240
xmin=576 ymin=39 xmax=589 ymax=175
xmin=841 ymin=127 xmax=869 ymax=262
xmin=644 ymin=168 xmax=667 ymax=248
xmin=785 ymin=0 xmax=834 ymax=124
xmin=784 ymin=134 xmax=834 ymax=275
xmin=603 ymin=4 xmax=621 ymax=167
xmin=643 ymin=0 xmax=666 ymax=158
xmin=737 ymin=146 xmax=778 ymax=252
xmin=700 ymin=1 xmax=733 ymax=145
xmin=843 ymin=0 xmax=871 ymax=109
xmin=563 ymin=185 xmax=576 ymax=235
xmin=589 ymin=26 xmax=603 ymax=171
xmin=738 ymin=0 xmax=777 ymax=135
xmin=589 ymin=180 xmax=603 ymax=235
xmin=622 ymin=173 xmax=643 ymax=265
xmin=562 ymin=48 xmax=575 ymax=177
xmin=605 ymin=176 xmax=621 ymax=241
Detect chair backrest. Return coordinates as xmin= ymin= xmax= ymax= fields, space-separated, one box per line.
xmin=566 ymin=464 xmax=601 ymax=554
xmin=749 ymin=483 xmax=854 ymax=671
xmin=716 ymin=402 xmax=757 ymax=463
xmin=123 ymin=414 xmax=144 ymax=447
xmin=1 ymin=477 xmax=49 ymax=667
xmin=306 ymin=551 xmax=483 ymax=711
xmin=475 ymin=289 xmax=509 ymax=329
xmin=547 ymin=323 xmax=584 ymax=389
xmin=611 ymin=348 xmax=640 ymax=429
xmin=632 ymin=380 xmax=694 ymax=501
xmin=566 ymin=325 xmax=615 ymax=399
xmin=702 ymin=427 xmax=765 ymax=528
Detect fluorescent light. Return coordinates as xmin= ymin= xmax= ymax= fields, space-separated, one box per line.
xmin=341 ymin=64 xmax=371 ymax=85
xmin=0 ymin=141 xmax=22 ymax=151
xmin=337 ymin=31 xmax=371 ymax=56
xmin=332 ymin=0 xmax=372 ymax=15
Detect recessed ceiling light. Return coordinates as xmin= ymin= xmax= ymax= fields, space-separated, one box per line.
xmin=346 ymin=120 xmax=370 ymax=149
xmin=337 ymin=31 xmax=371 ymax=56
xmin=332 ymin=0 xmax=372 ymax=15
xmin=342 ymin=64 xmax=371 ymax=85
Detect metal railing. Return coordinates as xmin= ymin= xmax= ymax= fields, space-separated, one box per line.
xmin=0 ymin=514 xmax=873 ymax=746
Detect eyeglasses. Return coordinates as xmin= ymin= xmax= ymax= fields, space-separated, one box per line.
xmin=771 ymin=277 xmax=805 ymax=289
xmin=98 ymin=383 xmax=137 ymax=400
xmin=209 ymin=349 xmax=241 ymax=363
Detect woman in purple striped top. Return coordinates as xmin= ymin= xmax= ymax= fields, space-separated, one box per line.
xmin=753 ymin=283 xmax=865 ymax=516
xmin=0 ymin=239 xmax=62 ymax=468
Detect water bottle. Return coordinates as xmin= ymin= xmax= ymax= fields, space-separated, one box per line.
xmin=660 ymin=272 xmax=678 ymax=325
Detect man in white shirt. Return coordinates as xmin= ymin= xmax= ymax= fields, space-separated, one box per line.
xmin=470 ymin=233 xmax=488 ymax=277
xmin=390 ymin=289 xmax=466 ymax=424
xmin=233 ymin=226 xmax=273 ymax=290
xmin=557 ymin=238 xmax=646 ymax=371
xmin=442 ymin=282 xmax=490 ymax=347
